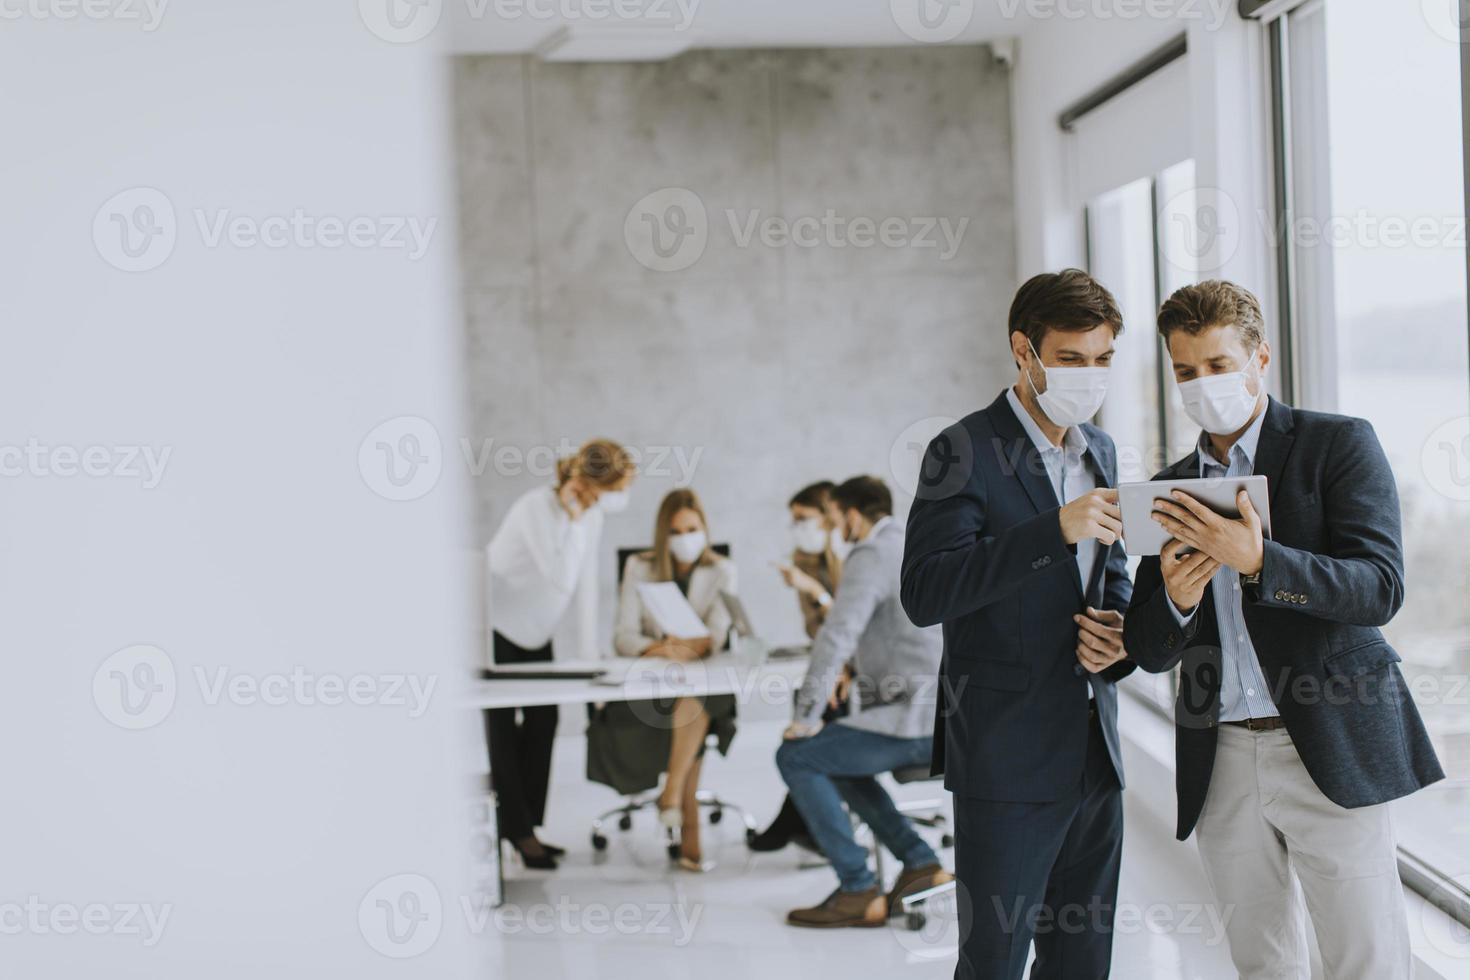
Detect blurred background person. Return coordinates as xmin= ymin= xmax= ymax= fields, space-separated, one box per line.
xmin=752 ymin=480 xmax=847 ymax=853
xmin=485 ymin=438 xmax=636 ymax=870
xmin=610 ymin=487 xmax=739 ymax=871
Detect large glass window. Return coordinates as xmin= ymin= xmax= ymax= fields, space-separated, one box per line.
xmin=1272 ymin=0 xmax=1470 ymax=904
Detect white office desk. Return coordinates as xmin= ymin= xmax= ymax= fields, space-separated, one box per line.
xmin=466 ymin=651 xmax=810 ymax=710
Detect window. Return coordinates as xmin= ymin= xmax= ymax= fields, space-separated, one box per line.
xmin=1269 ymin=0 xmax=1470 ymax=917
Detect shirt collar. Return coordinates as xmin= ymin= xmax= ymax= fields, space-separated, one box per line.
xmin=1006 ymin=386 xmax=1089 ymax=458
xmin=1197 ymin=405 xmax=1267 ymax=472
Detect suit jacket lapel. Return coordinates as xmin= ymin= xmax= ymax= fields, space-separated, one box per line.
xmin=987 ymin=391 xmax=1082 ymax=599
xmin=1250 ymin=397 xmax=1295 ymax=516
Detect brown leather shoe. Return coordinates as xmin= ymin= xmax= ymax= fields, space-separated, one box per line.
xmin=786 ymin=887 xmax=886 ymax=928
xmin=886 ymin=864 xmax=954 ymax=917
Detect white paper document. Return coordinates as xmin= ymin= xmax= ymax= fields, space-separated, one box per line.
xmin=635 ymin=581 xmax=711 ymax=639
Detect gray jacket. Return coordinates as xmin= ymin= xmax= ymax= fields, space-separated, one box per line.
xmin=794 ymin=517 xmax=943 ymax=739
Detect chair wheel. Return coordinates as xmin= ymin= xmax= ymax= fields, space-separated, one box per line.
xmin=667 ymin=842 xmax=682 ymax=861
xmin=744 ymin=828 xmax=756 ymax=844
xmin=618 ymin=814 xmax=633 ymax=831
xmin=591 ymin=833 xmax=608 ymax=851
xmin=906 ymin=910 xmax=926 ymax=931
xmin=940 ymin=834 xmax=955 ymax=849
xmin=708 ymin=808 xmax=723 ymax=825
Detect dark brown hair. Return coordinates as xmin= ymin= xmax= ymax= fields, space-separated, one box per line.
xmin=789 ymin=481 xmax=835 ymax=511
xmin=1157 ymin=280 xmax=1266 ymax=349
xmin=832 ymin=476 xmax=892 ymax=523
xmin=1008 ymin=269 xmax=1123 ymax=356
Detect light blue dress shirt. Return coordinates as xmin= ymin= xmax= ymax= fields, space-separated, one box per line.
xmin=1166 ymin=410 xmax=1278 ymax=722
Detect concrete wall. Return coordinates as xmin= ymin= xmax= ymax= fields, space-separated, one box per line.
xmin=454 ymin=46 xmax=1016 ymax=649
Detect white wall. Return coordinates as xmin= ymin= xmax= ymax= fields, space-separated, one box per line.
xmin=2 ymin=5 xmax=480 ymax=976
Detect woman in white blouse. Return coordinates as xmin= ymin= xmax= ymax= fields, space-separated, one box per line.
xmin=486 ymin=438 xmax=635 ymax=870
xmin=613 ymin=487 xmax=737 ymax=871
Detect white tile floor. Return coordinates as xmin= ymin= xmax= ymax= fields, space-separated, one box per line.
xmin=478 ymin=716 xmax=1239 ymax=979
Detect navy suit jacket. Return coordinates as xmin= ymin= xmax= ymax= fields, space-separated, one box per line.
xmin=901 ymin=390 xmax=1134 ymax=803
xmin=1124 ymin=397 xmax=1444 ymax=840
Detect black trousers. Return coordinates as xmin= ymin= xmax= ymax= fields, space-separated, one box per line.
xmin=953 ymin=710 xmax=1124 ymax=980
xmin=484 ymin=632 xmax=558 ymax=842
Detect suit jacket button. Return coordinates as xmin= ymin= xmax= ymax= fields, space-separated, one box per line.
xmin=1073 ymin=664 xmax=1085 ymax=676
xmin=1165 ymin=632 xmax=1178 ymax=648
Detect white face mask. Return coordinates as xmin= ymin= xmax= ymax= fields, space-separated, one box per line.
xmin=1178 ymin=357 xmax=1262 ymax=435
xmin=831 ymin=521 xmax=855 ymax=556
xmin=791 ymin=519 xmax=828 ymax=555
xmin=668 ymin=529 xmax=707 ymax=564
xmin=596 ymin=489 xmax=630 ymax=513
xmin=1026 ymin=340 xmax=1110 ymax=428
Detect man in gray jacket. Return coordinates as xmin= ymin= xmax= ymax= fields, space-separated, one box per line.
xmin=777 ymin=475 xmax=951 ymax=928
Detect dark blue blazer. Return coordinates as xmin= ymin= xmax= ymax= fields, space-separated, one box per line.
xmin=901 ymin=390 xmax=1134 ymax=803
xmin=1124 ymin=397 xmax=1444 ymax=840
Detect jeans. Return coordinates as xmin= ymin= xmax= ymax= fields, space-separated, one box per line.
xmin=776 ymin=722 xmax=940 ymax=892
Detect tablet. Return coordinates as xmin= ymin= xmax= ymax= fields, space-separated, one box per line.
xmin=1118 ymin=475 xmax=1272 ymax=557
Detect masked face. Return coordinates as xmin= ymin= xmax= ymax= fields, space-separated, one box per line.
xmin=596 ymin=488 xmax=630 ymax=513
xmin=791 ymin=518 xmax=828 ymax=555
xmin=829 ymin=525 xmax=852 ymax=559
xmin=1026 ymin=339 xmax=1110 ymax=428
xmin=1178 ymin=353 xmax=1262 ymax=435
xmin=668 ymin=529 xmax=707 ymax=565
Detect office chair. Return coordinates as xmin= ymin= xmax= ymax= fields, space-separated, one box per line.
xmin=589 ymin=542 xmax=759 ymax=858
xmin=850 ymin=763 xmax=956 ymax=930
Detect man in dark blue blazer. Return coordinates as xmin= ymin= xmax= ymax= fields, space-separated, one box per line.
xmin=1124 ymin=280 xmax=1443 ymax=979
xmin=902 ymin=270 xmax=1136 ymax=980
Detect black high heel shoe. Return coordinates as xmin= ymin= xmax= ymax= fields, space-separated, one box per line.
xmin=748 ymin=795 xmax=809 ymax=853
xmin=540 ymin=842 xmax=567 ymax=859
xmin=509 ymin=838 xmax=558 ymax=870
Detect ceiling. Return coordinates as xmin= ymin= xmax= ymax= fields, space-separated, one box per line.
xmin=446 ymin=0 xmax=1018 ymax=59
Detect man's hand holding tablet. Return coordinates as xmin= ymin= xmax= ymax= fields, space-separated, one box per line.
xmin=1151 ymin=488 xmax=1266 ymax=575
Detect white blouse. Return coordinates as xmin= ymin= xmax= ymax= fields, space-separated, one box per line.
xmin=613 ymin=553 xmax=738 ymax=658
xmin=486 ymin=486 xmax=603 ymax=658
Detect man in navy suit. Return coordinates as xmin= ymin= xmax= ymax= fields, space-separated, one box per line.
xmin=902 ymin=269 xmax=1135 ymax=980
xmin=1124 ymin=280 xmax=1442 ymax=979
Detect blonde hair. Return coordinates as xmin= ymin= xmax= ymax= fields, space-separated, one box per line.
xmin=555 ymin=438 xmax=635 ymax=490
xmin=643 ymin=488 xmax=716 ymax=582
